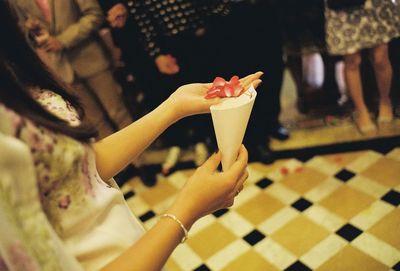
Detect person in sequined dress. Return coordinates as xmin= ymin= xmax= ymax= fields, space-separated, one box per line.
xmin=104 ymin=0 xmax=232 ymax=175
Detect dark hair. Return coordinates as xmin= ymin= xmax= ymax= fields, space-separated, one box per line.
xmin=0 ymin=1 xmax=98 ymax=141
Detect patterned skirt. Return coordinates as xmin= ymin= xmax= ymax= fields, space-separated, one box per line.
xmin=325 ymin=0 xmax=400 ymax=55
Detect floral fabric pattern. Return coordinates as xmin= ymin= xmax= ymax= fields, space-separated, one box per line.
xmin=0 ymin=89 xmax=144 ymax=270
xmin=325 ymin=0 xmax=400 ymax=55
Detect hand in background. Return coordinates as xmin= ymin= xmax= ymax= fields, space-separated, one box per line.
xmin=43 ymin=36 xmax=63 ymax=52
xmin=166 ymin=71 xmax=263 ymax=119
xmin=107 ymin=3 xmax=128 ymax=28
xmin=155 ymin=54 xmax=180 ymax=74
xmin=168 ymin=145 xmax=249 ymax=228
xmin=24 ymin=18 xmax=49 ymax=47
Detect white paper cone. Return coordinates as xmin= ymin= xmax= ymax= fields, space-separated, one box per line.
xmin=210 ymin=85 xmax=257 ymax=171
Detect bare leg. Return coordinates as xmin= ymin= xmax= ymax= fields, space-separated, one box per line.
xmin=344 ymin=51 xmax=376 ymax=132
xmin=335 ymin=60 xmax=348 ymax=106
xmin=369 ymin=44 xmax=393 ymax=121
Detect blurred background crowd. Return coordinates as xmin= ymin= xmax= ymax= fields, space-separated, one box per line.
xmin=11 ymin=0 xmax=400 ymax=185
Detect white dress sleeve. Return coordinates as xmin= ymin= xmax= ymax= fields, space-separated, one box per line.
xmin=0 ymin=133 xmax=84 ymax=271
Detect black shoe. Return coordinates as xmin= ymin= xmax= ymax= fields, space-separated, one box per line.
xmin=297 ymin=98 xmax=310 ymax=114
xmin=249 ymin=144 xmax=275 ymax=164
xmin=138 ymin=165 xmax=158 ymax=187
xmin=114 ymin=164 xmax=139 ymax=186
xmin=270 ymin=125 xmax=290 ymax=141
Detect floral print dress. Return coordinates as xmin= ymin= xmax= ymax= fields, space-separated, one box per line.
xmin=325 ymin=0 xmax=400 ymax=55
xmin=0 ymin=90 xmax=145 ymax=271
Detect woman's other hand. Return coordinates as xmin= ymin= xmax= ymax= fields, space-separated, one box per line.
xmin=167 ymin=145 xmax=249 ymax=229
xmin=167 ymin=71 xmax=263 ymax=119
xmin=107 ymin=3 xmax=128 ymax=28
xmin=155 ymin=54 xmax=180 ymax=74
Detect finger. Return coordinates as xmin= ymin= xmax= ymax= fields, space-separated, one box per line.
xmin=240 ymin=72 xmax=263 ymax=89
xmin=234 ymin=170 xmax=248 ymax=194
xmin=205 ymin=97 xmax=222 ymax=109
xmin=225 ymin=145 xmax=248 ymax=180
xmin=252 ymin=79 xmax=262 ymax=89
xmin=239 ymin=71 xmax=263 ymax=85
xmin=200 ymin=151 xmax=221 ymax=173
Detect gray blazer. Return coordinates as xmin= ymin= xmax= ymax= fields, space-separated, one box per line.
xmin=14 ymin=0 xmax=110 ymax=83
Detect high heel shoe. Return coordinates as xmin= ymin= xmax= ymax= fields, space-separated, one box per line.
xmin=162 ymin=146 xmax=181 ymax=175
xmin=352 ymin=112 xmax=377 ymax=135
xmin=194 ymin=142 xmax=209 ymax=166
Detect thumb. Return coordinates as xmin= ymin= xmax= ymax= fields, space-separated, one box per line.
xmin=200 ymin=151 xmax=221 ymax=173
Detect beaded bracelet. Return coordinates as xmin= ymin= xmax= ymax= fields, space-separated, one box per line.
xmin=161 ymin=213 xmax=188 ymax=243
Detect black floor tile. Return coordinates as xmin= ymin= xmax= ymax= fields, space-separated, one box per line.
xmin=392 ymin=261 xmax=400 ymax=271
xmin=334 ymin=169 xmax=356 ymax=182
xmin=291 ymin=198 xmax=313 ymax=212
xmin=213 ymin=208 xmax=229 ymax=218
xmin=256 ymin=178 xmax=274 ymax=189
xmin=381 ymin=190 xmax=400 ymax=206
xmin=285 ymin=261 xmax=312 ymax=271
xmin=123 ymin=190 xmax=135 ymax=200
xmin=336 ymin=223 xmax=363 ymax=242
xmin=139 ymin=210 xmax=156 ymax=222
xmin=193 ymin=264 xmax=211 ymax=271
xmin=243 ymin=229 xmax=266 ymax=246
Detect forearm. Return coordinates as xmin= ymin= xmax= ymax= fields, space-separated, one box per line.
xmin=100 ymin=209 xmax=194 ymax=271
xmin=94 ymin=99 xmax=179 ymax=180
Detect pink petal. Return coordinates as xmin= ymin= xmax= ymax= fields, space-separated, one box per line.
xmin=223 ymin=84 xmax=234 ymax=97
xmin=212 ymin=77 xmax=226 ymax=87
xmin=205 ymin=93 xmax=218 ymax=99
xmin=233 ymin=84 xmax=244 ymax=96
xmin=229 ymin=75 xmax=239 ymax=85
xmin=280 ymin=167 xmax=289 ymax=175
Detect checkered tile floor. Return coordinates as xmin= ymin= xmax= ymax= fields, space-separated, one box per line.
xmin=120 ymin=148 xmax=400 ymax=271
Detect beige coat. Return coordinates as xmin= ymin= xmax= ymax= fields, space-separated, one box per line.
xmin=14 ymin=0 xmax=110 ymax=83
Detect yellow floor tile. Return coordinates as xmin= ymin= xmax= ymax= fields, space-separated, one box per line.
xmin=165 ymin=258 xmax=183 ymax=271
xmin=316 ymin=245 xmax=388 ymax=271
xmin=322 ymin=151 xmax=365 ymax=168
xmin=280 ymin=167 xmax=328 ymax=194
xmin=139 ymin=181 xmax=178 ymax=206
xmin=186 ymin=222 xmax=237 ymax=260
xmin=221 ymin=250 xmax=279 ymax=271
xmin=361 ymin=157 xmax=400 ymax=187
xmin=319 ymin=185 xmax=375 ymax=220
xmin=250 ymin=160 xmax=291 ymax=175
xmin=271 ymin=216 xmax=330 ymax=257
xmin=236 ymin=193 xmax=285 ymax=225
xmin=368 ymin=208 xmax=400 ymax=250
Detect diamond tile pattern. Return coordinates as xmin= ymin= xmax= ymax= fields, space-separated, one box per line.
xmin=381 ymin=190 xmax=400 ymax=206
xmin=255 ymin=177 xmax=273 ymax=189
xmin=243 ymin=229 xmax=266 ymax=246
xmin=285 ymin=261 xmax=312 ymax=271
xmin=291 ymin=197 xmax=313 ymax=212
xmin=335 ymin=224 xmax=363 ymax=242
xmin=334 ymin=169 xmax=356 ymax=182
xmin=121 ymin=149 xmax=400 ymax=270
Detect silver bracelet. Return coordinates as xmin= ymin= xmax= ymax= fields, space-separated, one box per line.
xmin=161 ymin=213 xmax=188 ymax=243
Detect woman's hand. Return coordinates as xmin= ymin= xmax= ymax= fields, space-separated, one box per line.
xmin=166 ymin=72 xmax=263 ymax=120
xmin=107 ymin=3 xmax=128 ymax=28
xmin=155 ymin=54 xmax=180 ymax=74
xmin=167 ymin=145 xmax=249 ymax=229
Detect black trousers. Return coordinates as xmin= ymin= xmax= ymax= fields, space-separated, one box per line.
xmin=207 ymin=0 xmax=285 ymax=146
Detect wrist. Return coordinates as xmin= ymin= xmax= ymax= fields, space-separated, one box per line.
xmin=161 ymin=96 xmax=183 ymax=123
xmin=166 ymin=201 xmax=197 ymax=232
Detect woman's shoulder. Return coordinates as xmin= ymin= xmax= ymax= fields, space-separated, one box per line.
xmin=30 ymin=88 xmax=81 ymax=126
xmin=0 ymin=88 xmax=81 ymax=138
